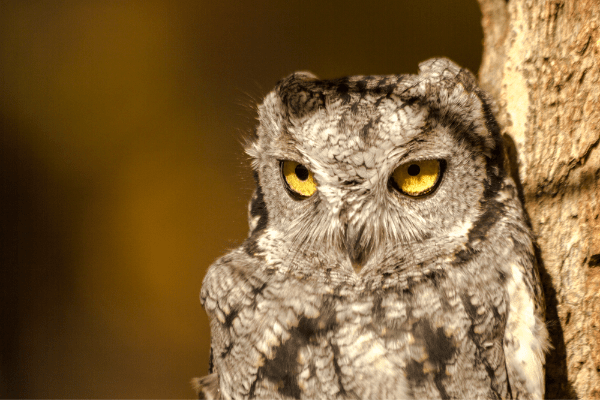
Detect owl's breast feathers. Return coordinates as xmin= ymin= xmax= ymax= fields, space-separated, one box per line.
xmin=197 ymin=241 xmax=543 ymax=400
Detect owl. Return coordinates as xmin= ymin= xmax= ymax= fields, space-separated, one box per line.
xmin=194 ymin=58 xmax=549 ymax=400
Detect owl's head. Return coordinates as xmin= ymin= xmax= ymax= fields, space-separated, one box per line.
xmin=244 ymin=58 xmax=508 ymax=278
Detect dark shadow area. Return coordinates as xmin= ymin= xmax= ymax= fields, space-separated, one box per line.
xmin=0 ymin=115 xmax=77 ymax=398
xmin=0 ymin=117 xmax=23 ymax=397
xmin=503 ymin=133 xmax=577 ymax=399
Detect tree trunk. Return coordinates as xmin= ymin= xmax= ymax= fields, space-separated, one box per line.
xmin=477 ymin=0 xmax=600 ymax=398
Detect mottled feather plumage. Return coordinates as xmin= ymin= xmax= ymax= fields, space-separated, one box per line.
xmin=195 ymin=58 xmax=549 ymax=400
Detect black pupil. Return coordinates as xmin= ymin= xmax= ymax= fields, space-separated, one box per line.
xmin=407 ymin=164 xmax=420 ymax=176
xmin=295 ymin=164 xmax=309 ymax=181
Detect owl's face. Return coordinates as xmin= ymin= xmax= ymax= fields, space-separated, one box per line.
xmin=245 ymin=60 xmax=505 ymax=278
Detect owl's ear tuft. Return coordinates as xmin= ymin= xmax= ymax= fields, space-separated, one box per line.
xmin=418 ymin=58 xmax=477 ymax=89
xmin=278 ymin=71 xmax=319 ymax=83
xmin=276 ymin=71 xmax=325 ymax=120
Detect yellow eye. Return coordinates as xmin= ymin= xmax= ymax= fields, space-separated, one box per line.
xmin=391 ymin=159 xmax=443 ymax=197
xmin=281 ymin=160 xmax=317 ymax=198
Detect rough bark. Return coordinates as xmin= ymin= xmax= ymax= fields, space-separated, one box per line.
xmin=477 ymin=0 xmax=600 ymax=398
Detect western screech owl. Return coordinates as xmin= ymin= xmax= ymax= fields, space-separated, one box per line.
xmin=193 ymin=58 xmax=549 ymax=400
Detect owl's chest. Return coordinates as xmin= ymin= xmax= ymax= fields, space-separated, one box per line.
xmin=213 ymin=272 xmax=509 ymax=399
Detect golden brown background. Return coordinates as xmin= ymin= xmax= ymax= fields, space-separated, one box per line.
xmin=0 ymin=1 xmax=482 ymax=398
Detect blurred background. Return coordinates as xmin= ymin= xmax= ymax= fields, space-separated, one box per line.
xmin=0 ymin=1 xmax=482 ymax=398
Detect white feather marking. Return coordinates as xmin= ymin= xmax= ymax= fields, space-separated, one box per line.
xmin=505 ymin=263 xmax=548 ymax=399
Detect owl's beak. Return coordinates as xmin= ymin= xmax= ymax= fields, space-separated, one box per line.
xmin=344 ymin=224 xmax=370 ymax=273
xmin=351 ymin=260 xmax=364 ymax=273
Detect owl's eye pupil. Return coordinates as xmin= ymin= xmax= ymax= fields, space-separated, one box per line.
xmin=295 ymin=164 xmax=309 ymax=181
xmin=407 ymin=164 xmax=421 ymax=176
